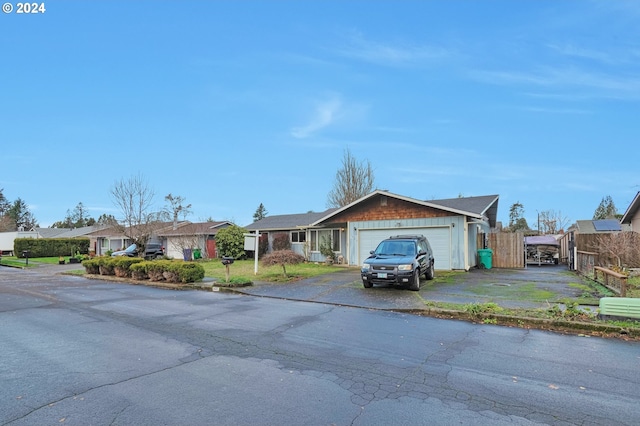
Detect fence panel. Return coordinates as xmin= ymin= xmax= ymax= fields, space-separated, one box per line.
xmin=482 ymin=233 xmax=524 ymax=269
xmin=576 ymin=250 xmax=597 ymax=276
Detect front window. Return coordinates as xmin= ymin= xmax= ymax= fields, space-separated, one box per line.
xmin=291 ymin=231 xmax=306 ymax=243
xmin=310 ymin=229 xmax=340 ymax=252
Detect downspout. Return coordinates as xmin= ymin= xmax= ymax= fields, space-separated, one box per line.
xmin=463 ymin=217 xmax=469 ymax=271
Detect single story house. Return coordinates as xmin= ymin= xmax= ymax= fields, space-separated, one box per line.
xmin=0 ymin=225 xmax=105 ymax=256
xmin=88 ymin=221 xmax=233 ymax=259
xmin=154 ymin=221 xmax=232 ymax=259
xmin=621 ymin=191 xmax=640 ymax=233
xmin=571 ymin=219 xmax=628 ymax=234
xmin=246 ymin=190 xmax=499 ymax=270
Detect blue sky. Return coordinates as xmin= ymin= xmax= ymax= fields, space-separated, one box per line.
xmin=1 ymin=1 xmax=639 ymax=229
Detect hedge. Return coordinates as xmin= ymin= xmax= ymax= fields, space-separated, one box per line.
xmin=15 ymin=238 xmax=90 ymax=258
xmin=84 ymin=257 xmax=204 ymax=284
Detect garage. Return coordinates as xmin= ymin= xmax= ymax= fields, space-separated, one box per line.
xmin=358 ymin=227 xmax=451 ymax=270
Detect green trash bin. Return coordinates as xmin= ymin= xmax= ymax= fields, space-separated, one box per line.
xmin=478 ymin=248 xmax=493 ymax=269
xmin=193 ymin=248 xmax=202 ymax=260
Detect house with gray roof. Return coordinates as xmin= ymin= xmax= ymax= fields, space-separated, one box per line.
xmin=246 ymin=190 xmax=499 ymax=270
xmin=621 ymin=191 xmax=640 ymax=233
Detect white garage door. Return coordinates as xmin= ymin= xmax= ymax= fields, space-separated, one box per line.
xmin=358 ymin=227 xmax=451 ymax=270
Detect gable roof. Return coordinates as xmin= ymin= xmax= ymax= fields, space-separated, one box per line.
xmin=245 ymin=209 xmax=338 ymax=231
xmin=429 ymin=194 xmax=499 ymax=226
xmin=36 ymin=225 xmax=107 ymax=238
xmin=155 ymin=221 xmax=232 ymax=237
xmin=621 ymin=191 xmax=640 ymax=225
xmin=311 ymin=190 xmax=499 ymax=227
xmin=574 ymin=219 xmax=623 ymax=234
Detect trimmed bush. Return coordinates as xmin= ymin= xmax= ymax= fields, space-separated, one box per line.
xmin=97 ymin=257 xmax=116 ymax=275
xmin=84 ymin=258 xmax=205 ymax=284
xmin=175 ymin=262 xmax=205 ymax=283
xmin=15 ymin=237 xmax=90 ymax=258
xmin=82 ymin=258 xmax=100 ymax=274
xmin=130 ymin=262 xmax=149 ymax=280
xmin=113 ymin=257 xmax=144 ymax=278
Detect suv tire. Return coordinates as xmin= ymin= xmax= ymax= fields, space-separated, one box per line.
xmin=424 ymin=261 xmax=434 ymax=280
xmin=362 ymin=279 xmax=373 ymax=289
xmin=409 ymin=269 xmax=420 ymax=291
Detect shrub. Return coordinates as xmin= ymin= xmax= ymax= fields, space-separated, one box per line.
xmin=132 ymin=260 xmax=204 ymax=283
xmin=146 ymin=260 xmax=171 ymax=281
xmin=175 ymin=262 xmax=205 ymax=283
xmin=82 ymin=258 xmax=100 ymax=274
xmin=130 ymin=262 xmax=149 ymax=280
xmin=262 ymin=249 xmax=305 ymax=277
xmin=97 ymin=257 xmax=116 ymax=275
xmin=215 ymin=225 xmax=248 ymax=260
xmin=112 ymin=257 xmax=144 ymax=278
xmin=272 ymin=233 xmax=291 ymax=251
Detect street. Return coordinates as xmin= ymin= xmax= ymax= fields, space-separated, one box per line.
xmin=1 ymin=267 xmax=639 ymax=425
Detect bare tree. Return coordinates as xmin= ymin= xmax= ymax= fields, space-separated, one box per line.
xmin=327 ymin=148 xmax=375 ymax=208
xmin=163 ymin=193 xmax=192 ymax=230
xmin=595 ymin=232 xmax=640 ymax=269
xmin=538 ymin=210 xmax=570 ymax=234
xmin=110 ymin=174 xmax=158 ymax=251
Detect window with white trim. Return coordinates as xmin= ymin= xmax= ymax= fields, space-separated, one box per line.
xmin=310 ymin=229 xmax=340 ymax=252
xmin=291 ymin=231 xmax=306 ymax=243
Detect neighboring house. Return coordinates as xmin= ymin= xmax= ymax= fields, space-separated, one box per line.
xmin=621 ymin=191 xmax=640 ymax=233
xmin=0 ymin=226 xmax=104 ymax=255
xmin=246 ymin=190 xmax=499 ymax=270
xmin=155 ymin=221 xmax=232 ymax=259
xmin=571 ymin=219 xmax=629 ymax=234
xmin=88 ymin=221 xmax=233 ymax=259
xmin=245 ymin=209 xmax=338 ymax=263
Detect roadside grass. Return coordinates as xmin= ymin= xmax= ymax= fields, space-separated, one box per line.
xmin=465 ymin=282 xmax=557 ymax=302
xmin=198 ymin=258 xmax=344 ymax=283
xmin=430 ymin=270 xmax=467 ymax=284
xmin=628 ymin=275 xmax=640 ymax=298
xmin=0 ymin=256 xmax=64 ymax=267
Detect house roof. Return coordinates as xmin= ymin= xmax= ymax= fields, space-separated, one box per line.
xmin=36 ymin=225 xmax=107 ymax=238
xmin=621 ymin=191 xmax=640 ymax=225
xmin=245 ymin=191 xmax=500 ymax=231
xmin=245 ymin=209 xmax=338 ymax=231
xmin=311 ymin=190 xmax=499 ymax=227
xmin=155 ymin=221 xmax=232 ymax=237
xmin=429 ymin=194 xmax=500 ymax=227
xmin=574 ymin=219 xmax=622 ymax=234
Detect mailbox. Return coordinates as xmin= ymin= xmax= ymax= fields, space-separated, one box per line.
xmin=221 ymin=256 xmax=234 ymax=266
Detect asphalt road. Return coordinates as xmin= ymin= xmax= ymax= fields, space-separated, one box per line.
xmin=1 ymin=266 xmax=639 ymax=425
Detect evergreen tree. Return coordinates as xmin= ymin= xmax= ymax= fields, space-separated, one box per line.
xmin=593 ymin=196 xmax=618 ymax=220
xmin=253 ymin=203 xmax=268 ymax=221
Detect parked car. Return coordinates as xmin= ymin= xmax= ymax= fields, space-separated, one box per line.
xmin=111 ymin=244 xmax=138 ymax=257
xmin=111 ymin=243 xmax=165 ymax=260
xmin=361 ymin=235 xmax=435 ymax=291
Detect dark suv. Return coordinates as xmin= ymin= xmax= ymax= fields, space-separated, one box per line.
xmin=361 ymin=235 xmax=435 ymax=291
xmin=111 ymin=243 xmax=165 ymax=260
xmin=143 ymin=243 xmax=165 ymax=260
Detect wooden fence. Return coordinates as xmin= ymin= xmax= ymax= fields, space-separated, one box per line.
xmin=480 ymin=233 xmax=525 ymax=269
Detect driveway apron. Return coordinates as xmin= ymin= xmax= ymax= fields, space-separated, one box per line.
xmin=233 ymin=264 xmax=583 ymax=311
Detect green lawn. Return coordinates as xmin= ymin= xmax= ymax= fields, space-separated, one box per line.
xmin=200 ymin=258 xmax=346 ymax=283
xmin=0 ymin=255 xmax=65 ymax=267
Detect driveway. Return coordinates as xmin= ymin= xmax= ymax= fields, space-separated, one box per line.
xmin=231 ymin=264 xmax=584 ymax=311
xmin=24 ymin=262 xmax=585 ymax=311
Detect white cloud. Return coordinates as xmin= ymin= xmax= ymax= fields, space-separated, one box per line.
xmin=334 ymin=30 xmax=451 ymax=67
xmin=290 ymin=97 xmax=343 ymax=139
